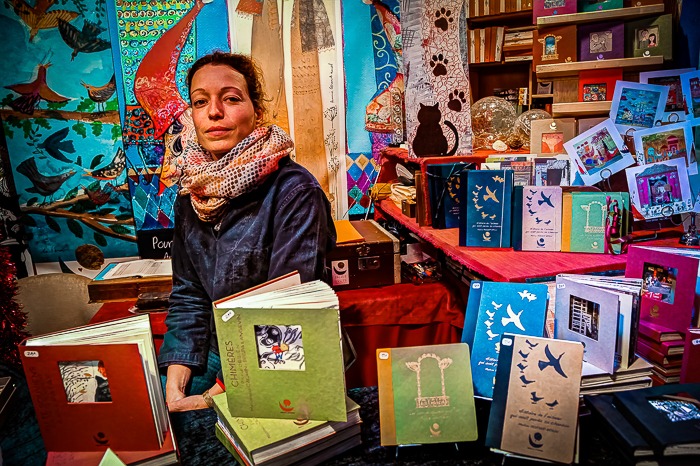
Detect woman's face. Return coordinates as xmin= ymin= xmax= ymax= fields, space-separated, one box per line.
xmin=190 ymin=64 xmax=261 ymax=159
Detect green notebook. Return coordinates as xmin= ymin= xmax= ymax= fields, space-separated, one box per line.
xmin=213 ymin=306 xmax=347 ymax=422
xmin=567 ymin=192 xmax=629 ymax=254
xmin=213 ymin=393 xmax=359 ymax=465
xmin=377 ymin=344 xmax=478 ymax=445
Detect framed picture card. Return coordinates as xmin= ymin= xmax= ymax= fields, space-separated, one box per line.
xmin=640 ymin=69 xmax=696 ymax=122
xmin=625 ymin=158 xmax=694 ymax=220
xmin=578 ymin=21 xmax=624 ymax=61
xmin=564 ymin=118 xmax=634 ymax=185
xmin=609 ymin=81 xmax=669 ymax=134
xmin=578 ymin=0 xmax=623 ymax=12
xmin=632 ymin=121 xmax=697 ymax=175
xmin=577 ymin=117 xmax=607 ymax=135
xmin=533 ymin=25 xmax=578 ymax=69
xmin=531 ymin=118 xmax=576 ymax=156
xmin=680 ymin=70 xmax=700 ymax=120
xmin=579 ymin=69 xmax=622 ymax=103
xmin=625 ymin=14 xmax=672 ymax=60
xmin=534 ymin=0 xmax=577 ymax=24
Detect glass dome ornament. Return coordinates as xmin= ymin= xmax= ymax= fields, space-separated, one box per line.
xmin=470 ymin=97 xmax=517 ymax=150
xmin=513 ymin=109 xmax=552 ymax=151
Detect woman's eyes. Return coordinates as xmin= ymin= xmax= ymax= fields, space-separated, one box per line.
xmin=192 ymin=96 xmax=242 ymax=107
xmin=225 ymin=96 xmax=242 ymax=103
xmin=193 ymin=99 xmax=207 ymax=107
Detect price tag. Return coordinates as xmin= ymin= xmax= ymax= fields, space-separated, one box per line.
xmin=473 ymin=283 xmax=481 ymax=289
xmin=24 ymin=350 xmax=39 ymax=358
xmin=557 ymin=283 xmax=565 ymax=289
xmin=222 ymin=310 xmax=235 ymax=322
xmin=502 ymin=338 xmax=513 ymax=346
xmin=379 ymin=352 xmax=389 ymax=360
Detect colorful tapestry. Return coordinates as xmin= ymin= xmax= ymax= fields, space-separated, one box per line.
xmin=0 ymin=0 xmax=138 ymax=264
xmin=403 ymin=0 xmax=472 ymax=158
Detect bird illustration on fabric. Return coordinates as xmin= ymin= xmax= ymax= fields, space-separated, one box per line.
xmin=501 ymin=304 xmax=526 ymax=331
xmin=486 ymin=310 xmax=495 ymax=319
xmin=526 ymin=202 xmax=532 ymax=208
xmin=8 ymin=0 xmax=79 ymax=42
xmin=526 ymin=196 xmax=533 ymax=201
xmin=474 ymin=202 xmax=483 ymax=210
xmin=518 ymin=350 xmax=529 ymax=359
xmin=489 ymin=214 xmax=496 ymax=219
xmin=483 ymin=186 xmax=499 ymax=203
xmin=4 ymin=61 xmax=69 ymax=115
xmin=517 ymin=363 xmax=527 ymax=372
xmin=484 ymin=320 xmax=494 ymax=328
xmin=538 ymin=191 xmax=555 ymax=208
xmin=518 ymin=290 xmax=537 ymax=302
xmin=529 ymin=189 xmax=537 ymax=195
xmin=475 ymin=185 xmax=482 ymax=189
xmin=58 ymin=18 xmax=110 ymax=61
xmin=535 ymin=218 xmax=542 ymax=224
xmin=37 ymin=127 xmax=75 ymax=163
xmin=528 ymin=208 xmax=536 ymax=216
xmin=83 ymin=147 xmax=125 ymax=180
xmin=545 ymin=220 xmax=552 ymax=225
xmin=17 ymin=157 xmax=76 ymax=204
xmin=80 ymin=74 xmax=116 ymax=111
xmin=472 ymin=191 xmax=479 ymax=197
xmin=538 ymin=345 xmax=568 ymax=378
xmin=486 ymin=329 xmax=500 ymax=340
xmin=492 ymin=176 xmax=504 ymax=183
xmin=546 ymin=400 xmax=559 ymax=408
xmin=520 ymin=375 xmax=535 ymax=385
xmin=530 ymin=392 xmax=544 ymax=403
xmin=482 ymin=211 xmax=488 ymax=218
xmin=526 ymin=339 xmax=539 ymax=350
xmin=491 ymin=301 xmax=503 ymax=310
xmin=84 ymin=183 xmax=115 ymax=206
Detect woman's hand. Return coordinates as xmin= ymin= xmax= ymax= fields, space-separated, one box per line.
xmin=165 ymin=365 xmax=224 ymax=412
xmin=168 ymin=382 xmax=224 ymax=412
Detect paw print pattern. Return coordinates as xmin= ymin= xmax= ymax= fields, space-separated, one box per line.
xmin=448 ymin=89 xmax=467 ymax=112
xmin=434 ymin=8 xmax=453 ymax=32
xmin=430 ymin=53 xmax=448 ymax=77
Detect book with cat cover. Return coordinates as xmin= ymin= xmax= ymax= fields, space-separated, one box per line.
xmin=376 ymin=344 xmax=478 ymax=446
xmin=521 ymin=186 xmax=562 ymax=251
xmin=213 ymin=279 xmax=346 ymax=422
xmin=613 ymin=384 xmax=700 ymax=456
xmin=561 ymin=192 xmax=629 ymax=254
xmin=212 ymin=392 xmax=361 ymax=466
xmin=487 ymin=335 xmax=583 ymax=464
xmin=459 ymin=169 xmax=514 ymax=247
xmin=427 ymin=163 xmax=468 ymax=229
xmin=468 ymin=282 xmax=549 ymax=399
xmin=19 ymin=314 xmax=170 ymax=454
xmin=625 ymin=246 xmax=700 ymax=333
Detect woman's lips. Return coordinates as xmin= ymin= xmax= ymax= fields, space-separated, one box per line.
xmin=206 ymin=127 xmax=231 ymax=137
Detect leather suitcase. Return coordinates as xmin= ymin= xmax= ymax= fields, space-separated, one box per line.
xmin=327 ymin=220 xmax=400 ymax=291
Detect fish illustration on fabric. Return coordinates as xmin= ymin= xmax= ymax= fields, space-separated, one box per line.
xmin=538 ymin=345 xmax=568 ymax=378
xmin=501 ymin=305 xmax=526 ymax=331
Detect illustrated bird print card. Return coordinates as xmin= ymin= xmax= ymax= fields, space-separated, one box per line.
xmin=376 ymin=344 xmax=478 ymax=446
xmin=213 ymin=305 xmax=347 ymax=422
xmin=521 ymin=186 xmax=562 ymax=252
xmin=468 ymin=282 xmax=549 ymax=399
xmin=486 ymin=335 xmax=583 ymax=464
xmin=459 ymin=169 xmax=514 ymax=248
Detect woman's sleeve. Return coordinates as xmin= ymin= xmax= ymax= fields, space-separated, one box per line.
xmin=157 ymin=197 xmax=212 ymax=375
xmin=268 ymin=183 xmax=336 ymax=283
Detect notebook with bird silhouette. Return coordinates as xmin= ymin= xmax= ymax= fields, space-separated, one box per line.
xmin=459 ymin=169 xmax=514 ymax=247
xmin=376 ymin=344 xmax=478 ymax=446
xmin=213 ymin=279 xmax=346 ymax=422
xmin=486 ymin=335 xmax=583 ymax=464
xmin=469 ymin=282 xmax=549 ymax=399
xmin=521 ymin=186 xmax=562 ymax=251
xmin=427 ymin=163 xmax=469 ymax=229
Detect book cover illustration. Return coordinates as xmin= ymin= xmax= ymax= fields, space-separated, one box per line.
xmin=554 ymin=276 xmax=620 ymax=373
xmin=566 ymin=192 xmax=628 ymax=253
xmin=625 ymin=14 xmax=673 ymax=60
xmin=214 ymin=307 xmax=347 ymax=422
xmin=680 ymin=70 xmax=700 ymax=120
xmin=59 ymin=360 xmax=112 ymax=404
xmin=531 ymin=119 xmax=575 ymax=156
xmin=625 ymin=158 xmax=694 ymax=220
xmin=487 ymin=335 xmax=583 ymax=464
xmin=427 ymin=163 xmax=468 ymax=229
xmin=379 ymin=344 xmax=478 ymax=445
xmin=470 ymin=283 xmax=549 ymax=399
xmin=564 ymin=118 xmax=634 ymax=185
xmin=640 ymin=69 xmax=696 ymax=122
xmin=632 ymin=121 xmax=696 ymax=175
xmin=460 ymin=170 xmax=513 ymax=247
xmin=533 ymin=25 xmax=577 ymax=68
xmin=609 ymin=81 xmax=669 ymax=134
xmin=578 ymin=21 xmax=624 ymax=61
xmin=521 ymin=187 xmax=562 ymax=251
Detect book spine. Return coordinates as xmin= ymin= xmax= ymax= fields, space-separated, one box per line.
xmin=462 ymin=281 xmax=484 ymax=349
xmin=459 ymin=171 xmax=468 ymax=247
xmin=485 ymin=334 xmax=515 ymax=449
xmin=377 ymin=349 xmax=397 ymax=445
xmin=502 ymin=171 xmax=514 ymax=248
xmin=638 ymin=334 xmax=683 ymax=356
xmin=561 ymin=193 xmax=572 ymax=252
xmin=612 ymin=394 xmax=665 ymax=456
xmin=583 ymin=397 xmax=645 ymax=459
xmin=215 ymin=423 xmax=252 ymax=466
xmin=511 ymin=186 xmax=524 ymax=251
xmin=636 ymin=340 xmax=681 ymax=366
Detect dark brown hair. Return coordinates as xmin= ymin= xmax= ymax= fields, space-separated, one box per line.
xmin=186 ymin=52 xmax=268 ymax=121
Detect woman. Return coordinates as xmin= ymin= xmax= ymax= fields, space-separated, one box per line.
xmin=157 ymin=52 xmax=336 ymax=411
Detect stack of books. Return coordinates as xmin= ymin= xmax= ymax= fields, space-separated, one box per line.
xmin=211 ymin=272 xmax=361 ymax=464
xmin=468 ymin=27 xmax=505 ymax=64
xmin=580 ymin=358 xmax=653 ymax=397
xmin=503 ymin=28 xmax=533 ymax=62
xmin=585 ymin=384 xmax=700 ymax=465
xmin=637 ymin=321 xmax=685 ymax=385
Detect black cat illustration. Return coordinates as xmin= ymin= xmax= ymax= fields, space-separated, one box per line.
xmin=412 ymin=103 xmax=459 ymax=157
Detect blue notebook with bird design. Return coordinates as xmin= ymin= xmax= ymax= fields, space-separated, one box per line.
xmin=459 ymin=170 xmax=513 ymax=247
xmin=468 ymin=282 xmax=549 ymax=399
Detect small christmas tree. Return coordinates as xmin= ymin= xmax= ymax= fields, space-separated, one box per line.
xmin=0 ymin=243 xmax=29 ymax=369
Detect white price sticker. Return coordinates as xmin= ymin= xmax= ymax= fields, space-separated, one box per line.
xmin=557 ymin=283 xmax=565 ymax=289
xmin=502 ymin=338 xmax=513 ymax=346
xmin=222 ymin=310 xmax=235 ymax=322
xmin=24 ymin=350 xmax=39 ymax=358
xmin=692 ymin=338 xmax=700 ymax=346
xmin=379 ymin=351 xmax=389 ymax=360
xmin=473 ymin=283 xmax=481 ymax=289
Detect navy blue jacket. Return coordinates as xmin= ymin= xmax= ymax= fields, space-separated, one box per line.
xmin=158 ymin=157 xmax=336 ymax=375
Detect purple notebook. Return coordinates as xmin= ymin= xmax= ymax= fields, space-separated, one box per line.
xmin=578 ymin=21 xmax=624 ymax=61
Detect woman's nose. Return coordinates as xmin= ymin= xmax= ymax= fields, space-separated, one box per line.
xmin=208 ymin=98 xmax=224 ymax=119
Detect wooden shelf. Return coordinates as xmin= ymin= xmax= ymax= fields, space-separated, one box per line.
xmin=532 ymin=94 xmax=554 ymax=98
xmin=536 ymin=56 xmax=664 ymax=78
xmin=536 ymin=4 xmax=664 ymax=28
xmin=468 ymin=9 xmax=533 ymax=26
xmin=551 ymin=101 xmax=612 ymax=117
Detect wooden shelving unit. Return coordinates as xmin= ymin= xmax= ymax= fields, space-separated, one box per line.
xmin=551 ymin=101 xmax=612 ymax=118
xmin=532 ymin=94 xmax=554 ymax=98
xmin=468 ymin=9 xmax=533 ymax=26
xmin=536 ymin=56 xmax=664 ymax=78
xmin=536 ymin=4 xmax=665 ymax=28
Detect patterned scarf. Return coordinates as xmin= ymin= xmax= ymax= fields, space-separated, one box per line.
xmin=176 ymin=110 xmax=294 ymax=223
